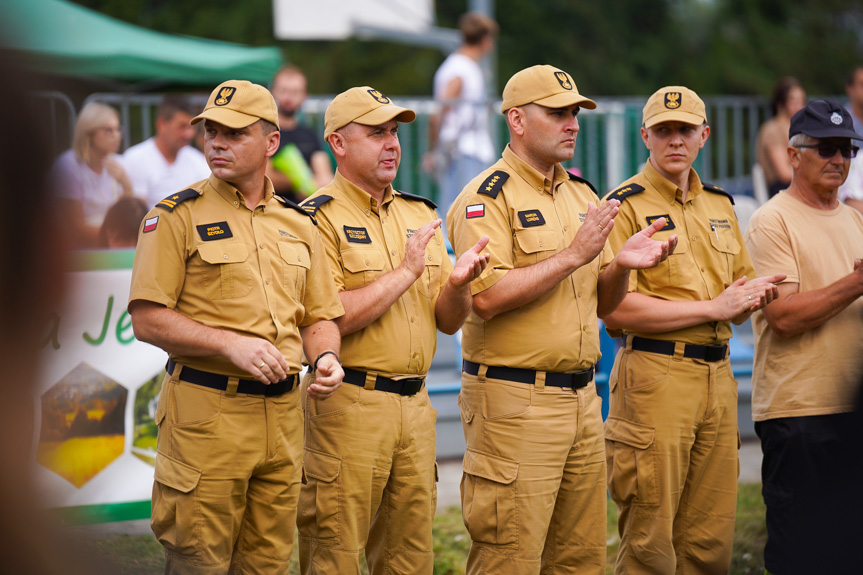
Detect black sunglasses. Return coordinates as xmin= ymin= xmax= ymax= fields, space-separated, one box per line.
xmin=796 ymin=143 xmax=859 ymax=159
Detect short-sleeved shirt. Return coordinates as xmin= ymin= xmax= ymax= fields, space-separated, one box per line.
xmin=52 ymin=149 xmax=125 ymax=227
xmin=129 ymin=174 xmax=344 ymax=377
xmin=447 ymin=145 xmax=613 ymax=372
xmin=744 ymin=191 xmax=863 ymax=421
xmin=302 ymin=171 xmax=453 ymax=376
xmin=602 ymin=161 xmax=755 ymax=345
xmin=121 ymin=139 xmax=210 ymax=209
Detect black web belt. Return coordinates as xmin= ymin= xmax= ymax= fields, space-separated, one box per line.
xmin=342 ymin=368 xmax=425 ymax=396
xmin=629 ymin=336 xmax=728 ymax=363
xmin=462 ymin=360 xmax=594 ymax=390
xmin=166 ymin=359 xmax=297 ymax=396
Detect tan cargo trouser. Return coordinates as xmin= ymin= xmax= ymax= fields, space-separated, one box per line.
xmin=297 ymin=373 xmax=438 ymax=575
xmin=606 ymin=344 xmax=739 ymax=575
xmin=458 ymin=369 xmax=607 ymax=575
xmin=150 ymin=368 xmax=303 ymax=575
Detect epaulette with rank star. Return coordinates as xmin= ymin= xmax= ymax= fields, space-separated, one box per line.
xmin=395 ymin=190 xmax=438 ymax=210
xmin=156 ymin=188 xmax=200 ymax=211
xmin=605 ymin=183 xmax=645 ymax=203
xmin=702 ymin=182 xmax=735 ymax=205
xmin=568 ymin=172 xmax=599 ymax=197
xmin=477 ymin=170 xmax=510 ymax=199
xmin=299 ymin=194 xmax=334 ymax=218
xmin=275 ymin=194 xmax=317 ymax=223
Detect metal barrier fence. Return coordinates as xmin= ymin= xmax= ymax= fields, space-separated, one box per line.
xmin=43 ymin=91 xmax=777 ymax=199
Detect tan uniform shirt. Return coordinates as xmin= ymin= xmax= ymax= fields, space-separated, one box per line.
xmin=302 ymin=171 xmax=453 ymax=376
xmin=745 ymin=192 xmax=863 ymax=421
xmin=129 ymin=175 xmax=344 ymax=377
xmin=603 ymin=161 xmax=755 ymax=345
xmin=447 ymin=145 xmax=613 ymax=372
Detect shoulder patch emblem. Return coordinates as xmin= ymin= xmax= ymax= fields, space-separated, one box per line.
xmin=156 ymin=188 xmax=200 ymax=212
xmin=646 ymin=214 xmax=675 ymax=231
xmin=343 ymin=226 xmax=371 ymax=244
xmin=702 ymin=182 xmax=735 ymax=205
xmin=196 ymin=221 xmax=233 ymax=241
xmin=142 ymin=216 xmax=158 ymax=233
xmin=466 ymin=204 xmax=485 ymax=219
xmin=299 ymin=194 xmax=334 ymax=217
xmin=606 ymin=183 xmax=645 ymax=202
xmin=518 ymin=210 xmax=546 ymax=228
xmin=568 ymin=172 xmax=599 ymax=197
xmin=395 ymin=190 xmax=438 ymax=210
xmin=275 ymin=194 xmax=317 ymax=222
xmin=477 ymin=170 xmax=510 ymax=199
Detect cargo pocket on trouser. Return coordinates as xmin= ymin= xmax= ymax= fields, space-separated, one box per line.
xmin=151 ymin=451 xmax=202 ymax=555
xmin=460 ymin=448 xmax=519 ymax=545
xmin=298 ymin=448 xmax=341 ymax=541
xmin=605 ymin=417 xmax=659 ymax=507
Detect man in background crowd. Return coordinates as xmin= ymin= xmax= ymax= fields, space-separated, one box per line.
xmin=121 ymin=96 xmax=209 ymax=208
xmin=267 ymin=65 xmax=333 ymax=202
xmin=745 ymin=99 xmax=863 ymax=575
xmin=424 ymin=12 xmax=498 ymax=233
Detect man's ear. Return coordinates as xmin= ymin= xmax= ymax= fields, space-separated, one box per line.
xmin=507 ymin=106 xmax=526 ymax=137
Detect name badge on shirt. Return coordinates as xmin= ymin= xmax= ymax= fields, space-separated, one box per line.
xmin=518 ymin=210 xmax=546 ymax=228
xmin=344 ymin=226 xmax=372 ymax=244
xmin=646 ymin=214 xmax=675 ymax=231
xmin=196 ymin=221 xmax=233 ymax=241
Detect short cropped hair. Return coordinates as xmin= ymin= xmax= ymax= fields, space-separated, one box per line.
xmin=789 ymin=133 xmax=812 ymax=148
xmin=157 ymin=96 xmax=197 ymax=122
xmin=459 ymin=12 xmax=498 ymax=46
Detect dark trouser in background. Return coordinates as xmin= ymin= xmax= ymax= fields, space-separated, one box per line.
xmin=756 ymin=412 xmax=863 ymax=575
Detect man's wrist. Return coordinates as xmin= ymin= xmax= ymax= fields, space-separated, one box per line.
xmin=313 ymin=351 xmax=341 ymax=372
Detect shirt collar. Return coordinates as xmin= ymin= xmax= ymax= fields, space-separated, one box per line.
xmin=333 ymin=170 xmax=395 ymax=215
xmin=502 ymin=145 xmax=570 ymax=196
xmin=642 ymin=160 xmax=704 ymax=205
xmin=208 ymin=174 xmax=276 ymax=210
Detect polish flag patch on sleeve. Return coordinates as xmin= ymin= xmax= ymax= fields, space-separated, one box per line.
xmin=466 ymin=204 xmax=485 ymax=219
xmin=143 ymin=216 xmax=159 ymax=233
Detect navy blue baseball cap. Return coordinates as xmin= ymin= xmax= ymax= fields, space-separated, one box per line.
xmin=789 ymin=99 xmax=862 ymax=140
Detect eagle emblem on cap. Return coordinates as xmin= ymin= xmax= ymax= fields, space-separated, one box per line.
xmin=665 ymin=92 xmax=681 ymax=109
xmin=555 ymin=72 xmax=573 ymax=90
xmin=215 ymin=87 xmax=235 ymax=106
xmin=831 ymin=112 xmax=843 ymax=125
xmin=368 ymin=89 xmax=391 ymax=104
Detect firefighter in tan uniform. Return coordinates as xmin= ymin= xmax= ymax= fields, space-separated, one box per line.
xmin=447 ymin=65 xmax=677 ymax=575
xmin=128 ymin=80 xmax=345 ymax=574
xmin=601 ymin=86 xmax=785 ymax=574
xmin=296 ymin=86 xmax=490 ymax=575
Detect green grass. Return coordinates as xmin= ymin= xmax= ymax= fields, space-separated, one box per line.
xmin=82 ymin=484 xmax=766 ymax=575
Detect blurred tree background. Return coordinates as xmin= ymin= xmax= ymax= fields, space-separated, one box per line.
xmin=70 ymin=0 xmax=863 ymax=97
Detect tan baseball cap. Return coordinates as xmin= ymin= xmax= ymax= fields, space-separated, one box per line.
xmin=191 ymin=80 xmax=279 ymax=129
xmin=324 ymin=87 xmax=416 ymax=139
xmin=501 ymin=65 xmax=596 ymax=113
xmin=643 ymin=86 xmax=706 ymax=129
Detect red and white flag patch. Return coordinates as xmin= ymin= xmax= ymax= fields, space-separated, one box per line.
xmin=466 ymin=204 xmax=485 ymax=219
xmin=143 ymin=216 xmax=159 ymax=233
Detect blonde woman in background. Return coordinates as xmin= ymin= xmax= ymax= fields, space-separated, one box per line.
xmin=51 ymin=102 xmax=132 ymax=247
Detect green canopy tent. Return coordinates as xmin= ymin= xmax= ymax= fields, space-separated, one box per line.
xmin=1 ymin=0 xmax=283 ymax=86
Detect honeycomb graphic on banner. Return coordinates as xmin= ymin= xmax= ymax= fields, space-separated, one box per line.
xmin=38 ymin=363 xmax=128 ymax=488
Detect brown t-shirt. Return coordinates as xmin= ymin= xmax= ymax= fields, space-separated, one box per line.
xmin=745 ymin=191 xmax=863 ymax=421
xmin=129 ymin=175 xmax=344 ymax=377
xmin=447 ymin=145 xmax=612 ymax=372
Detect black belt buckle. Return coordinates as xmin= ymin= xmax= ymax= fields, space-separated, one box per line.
xmin=397 ymin=377 xmax=425 ymax=396
xmin=702 ymin=345 xmax=727 ymax=362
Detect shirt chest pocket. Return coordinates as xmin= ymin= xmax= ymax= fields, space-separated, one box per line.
xmin=709 ymin=227 xmax=741 ymax=281
xmin=417 ymin=244 xmax=443 ymax=300
xmin=278 ymin=239 xmax=310 ymax=298
xmin=197 ymin=242 xmax=253 ymax=300
xmin=341 ymin=248 xmax=385 ymax=290
xmin=514 ymin=229 xmax=559 ymax=266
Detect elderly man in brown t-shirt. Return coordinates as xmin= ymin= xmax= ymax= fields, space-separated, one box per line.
xmin=129 ymin=80 xmax=345 ymax=574
xmin=745 ymin=99 xmax=863 ymax=575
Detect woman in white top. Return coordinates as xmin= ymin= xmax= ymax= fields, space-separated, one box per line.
xmin=52 ymin=102 xmax=132 ymax=248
